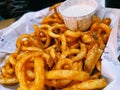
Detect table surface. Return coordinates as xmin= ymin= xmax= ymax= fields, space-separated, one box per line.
xmin=0 ymin=18 xmax=15 ymax=29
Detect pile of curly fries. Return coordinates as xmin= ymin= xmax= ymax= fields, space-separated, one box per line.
xmin=0 ymin=3 xmax=112 ymax=90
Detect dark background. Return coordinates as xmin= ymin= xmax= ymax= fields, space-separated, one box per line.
xmin=105 ymin=0 xmax=120 ymax=8
xmin=0 ymin=0 xmax=65 ymax=19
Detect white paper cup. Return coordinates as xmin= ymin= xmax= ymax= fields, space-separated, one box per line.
xmin=59 ymin=0 xmax=98 ymax=31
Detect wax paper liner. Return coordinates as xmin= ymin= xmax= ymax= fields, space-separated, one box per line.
xmin=0 ymin=7 xmax=120 ymax=90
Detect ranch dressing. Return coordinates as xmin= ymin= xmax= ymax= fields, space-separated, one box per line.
xmin=62 ymin=4 xmax=94 ymax=17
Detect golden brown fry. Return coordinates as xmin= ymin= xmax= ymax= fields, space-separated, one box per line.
xmin=45 ymin=79 xmax=72 ymax=88
xmin=41 ymin=15 xmax=63 ymax=25
xmin=81 ymin=32 xmax=94 ymax=44
xmin=60 ymin=34 xmax=67 ymax=53
xmin=102 ymin=17 xmax=111 ymax=25
xmin=90 ymin=72 xmax=101 ymax=79
xmin=96 ymin=60 xmax=101 ymax=71
xmin=69 ymin=78 xmax=107 ymax=89
xmin=32 ymin=57 xmax=45 ymax=90
xmin=16 ymin=54 xmax=45 ymax=90
xmin=72 ymin=61 xmax=83 ymax=71
xmin=0 ymin=75 xmax=18 ymax=85
xmin=49 ymin=2 xmax=63 ymax=22
xmin=21 ymin=46 xmax=43 ymax=52
xmin=65 ymin=30 xmax=82 ymax=38
xmin=48 ymin=24 xmax=66 ymax=38
xmin=46 ymin=70 xmax=89 ymax=81
xmin=84 ymin=44 xmax=103 ymax=74
xmin=33 ymin=24 xmax=51 ymax=48
xmin=98 ymin=23 xmax=112 ymax=43
xmin=72 ymin=42 xmax=87 ymax=62
xmin=55 ymin=58 xmax=73 ymax=70
xmin=49 ymin=2 xmax=62 ymax=11
xmin=60 ymin=49 xmax=80 ymax=59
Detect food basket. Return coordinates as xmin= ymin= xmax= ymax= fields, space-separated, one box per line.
xmin=0 ymin=5 xmax=120 ymax=90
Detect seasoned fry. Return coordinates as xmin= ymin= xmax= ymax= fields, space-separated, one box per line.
xmin=0 ymin=75 xmax=18 ymax=85
xmin=45 ymin=79 xmax=72 ymax=88
xmin=90 ymin=72 xmax=101 ymax=79
xmin=96 ymin=60 xmax=101 ymax=71
xmin=55 ymin=58 xmax=73 ymax=70
xmin=63 ymin=78 xmax=107 ymax=89
xmin=84 ymin=44 xmax=103 ymax=74
xmin=15 ymin=53 xmax=45 ymax=90
xmin=48 ymin=24 xmax=66 ymax=38
xmin=46 ymin=70 xmax=90 ymax=81
xmin=65 ymin=30 xmax=82 ymax=38
xmin=60 ymin=34 xmax=67 ymax=53
xmin=72 ymin=42 xmax=87 ymax=62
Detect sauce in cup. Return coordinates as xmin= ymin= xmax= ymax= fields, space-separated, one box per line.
xmin=59 ymin=0 xmax=98 ymax=31
xmin=62 ymin=5 xmax=95 ymax=17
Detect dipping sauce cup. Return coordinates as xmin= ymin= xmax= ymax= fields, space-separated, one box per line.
xmin=59 ymin=0 xmax=98 ymax=31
